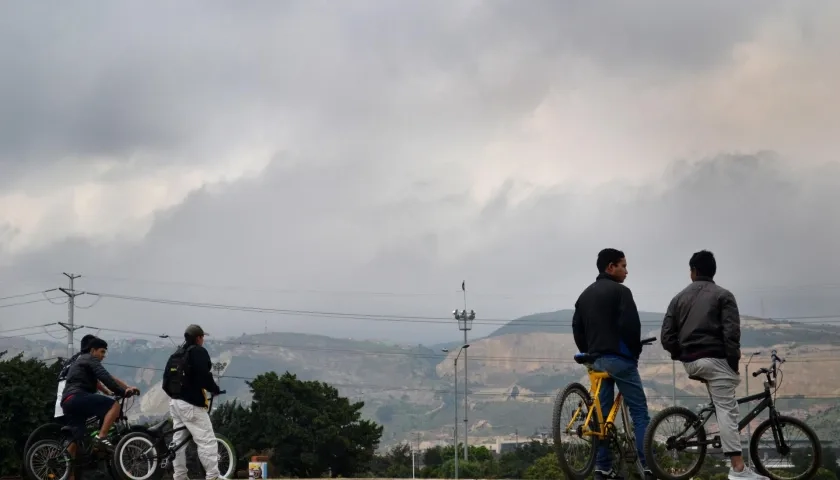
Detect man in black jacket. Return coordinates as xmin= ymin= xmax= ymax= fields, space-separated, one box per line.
xmin=166 ymin=324 xmax=222 ymax=480
xmin=572 ymin=248 xmax=652 ymax=480
xmin=662 ymin=251 xmax=766 ymax=480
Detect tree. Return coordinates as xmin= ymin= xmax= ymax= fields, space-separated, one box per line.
xmin=0 ymin=352 xmax=63 ymax=476
xmin=247 ymin=371 xmax=383 ymax=478
xmin=523 ymin=453 xmax=564 ymax=479
xmin=210 ymin=399 xmax=253 ymax=471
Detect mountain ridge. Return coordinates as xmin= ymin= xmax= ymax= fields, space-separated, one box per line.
xmin=3 ymin=311 xmax=840 ymax=447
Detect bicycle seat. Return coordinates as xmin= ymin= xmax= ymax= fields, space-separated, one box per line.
xmin=60 ymin=426 xmax=75 ymax=435
xmin=574 ymin=353 xmax=598 ymax=365
xmin=688 ymin=375 xmax=708 ymax=384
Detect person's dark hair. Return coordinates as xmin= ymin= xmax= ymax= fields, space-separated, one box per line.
xmin=596 ymin=248 xmax=625 ymax=273
xmin=80 ymin=334 xmax=96 ymax=352
xmin=87 ymin=337 xmax=108 ymax=351
xmin=689 ymin=250 xmax=717 ymax=278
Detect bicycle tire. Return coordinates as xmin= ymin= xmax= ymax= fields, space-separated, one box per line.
xmin=24 ymin=423 xmax=64 ymax=463
xmin=25 ymin=438 xmax=72 ymax=480
xmin=113 ymin=431 xmax=164 ymax=480
xmin=643 ymin=406 xmax=708 ymax=480
xmin=553 ymin=382 xmax=597 ymax=480
xmin=749 ymin=415 xmax=821 ymax=480
xmin=214 ymin=433 xmax=238 ymax=479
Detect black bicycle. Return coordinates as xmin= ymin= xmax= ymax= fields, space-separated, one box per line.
xmin=643 ymin=350 xmax=821 ymax=480
xmin=111 ymin=391 xmax=236 ymax=480
xmin=24 ymin=393 xmax=138 ymax=480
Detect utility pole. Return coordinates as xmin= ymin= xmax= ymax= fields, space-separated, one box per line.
xmin=744 ymin=351 xmax=761 ymax=464
xmin=672 ymin=360 xmax=677 ymax=406
xmin=453 ymin=280 xmax=475 ymax=462
xmin=442 ymin=344 xmax=469 ymax=480
xmin=58 ymin=273 xmax=84 ymax=358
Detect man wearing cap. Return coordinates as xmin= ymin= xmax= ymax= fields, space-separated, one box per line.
xmin=166 ymin=324 xmax=222 ymax=480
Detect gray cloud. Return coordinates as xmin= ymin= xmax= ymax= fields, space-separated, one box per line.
xmin=1 ymin=1 xmax=839 ymax=345
xmin=4 ymin=154 xmax=840 ymax=345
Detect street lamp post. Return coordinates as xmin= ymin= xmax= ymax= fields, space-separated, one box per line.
xmin=744 ymin=351 xmax=760 ymax=464
xmin=442 ymin=344 xmax=470 ymax=480
xmin=453 ymin=308 xmax=474 ymax=461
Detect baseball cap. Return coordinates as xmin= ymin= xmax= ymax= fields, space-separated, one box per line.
xmin=185 ymin=324 xmax=208 ymax=338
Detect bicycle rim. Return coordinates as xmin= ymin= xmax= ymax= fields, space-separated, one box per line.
xmin=553 ymin=383 xmax=597 ymax=480
xmin=27 ymin=440 xmax=71 ymax=480
xmin=215 ymin=434 xmax=237 ymax=479
xmin=117 ymin=435 xmax=160 ymax=480
xmin=750 ymin=415 xmax=821 ymax=480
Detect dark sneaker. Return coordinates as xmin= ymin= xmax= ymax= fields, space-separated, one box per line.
xmin=93 ymin=436 xmax=115 ymax=452
xmin=645 ymin=468 xmax=656 ymax=480
xmin=594 ymin=469 xmax=625 ymax=480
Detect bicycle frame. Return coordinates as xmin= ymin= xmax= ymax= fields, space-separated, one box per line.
xmin=148 ymin=391 xmax=226 ymax=458
xmin=567 ymin=370 xmax=625 ymax=439
xmin=670 ymin=354 xmax=788 ymax=451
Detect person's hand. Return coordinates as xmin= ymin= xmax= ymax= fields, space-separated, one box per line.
xmin=127 ymin=386 xmax=141 ymax=396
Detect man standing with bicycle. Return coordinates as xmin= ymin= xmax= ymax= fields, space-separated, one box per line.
xmin=162 ymin=324 xmax=223 ymax=480
xmin=661 ymin=250 xmax=767 ymax=480
xmin=572 ymin=248 xmax=653 ymax=480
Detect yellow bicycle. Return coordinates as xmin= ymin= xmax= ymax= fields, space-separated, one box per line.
xmin=552 ymin=337 xmax=657 ymax=480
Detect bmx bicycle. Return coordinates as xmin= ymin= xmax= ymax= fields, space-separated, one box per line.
xmin=111 ymin=390 xmax=236 ymax=480
xmin=553 ymin=337 xmax=659 ymax=480
xmin=642 ymin=350 xmax=821 ymax=480
xmin=24 ymin=393 xmax=138 ymax=480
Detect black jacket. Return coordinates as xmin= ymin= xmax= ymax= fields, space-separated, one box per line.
xmin=172 ymin=344 xmax=221 ymax=408
xmin=572 ymin=273 xmax=643 ymax=361
xmin=661 ymin=277 xmax=741 ymax=369
xmin=62 ymin=353 xmax=124 ymax=399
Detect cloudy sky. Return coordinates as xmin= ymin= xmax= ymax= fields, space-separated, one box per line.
xmin=1 ymin=0 xmax=839 ymax=345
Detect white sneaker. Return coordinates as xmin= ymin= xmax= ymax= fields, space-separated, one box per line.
xmin=728 ymin=466 xmax=769 ymax=480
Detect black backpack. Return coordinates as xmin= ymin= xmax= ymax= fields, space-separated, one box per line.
xmin=162 ymin=345 xmax=195 ymax=397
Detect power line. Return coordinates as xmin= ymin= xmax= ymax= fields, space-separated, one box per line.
xmin=78 ymin=273 xmax=840 ymax=297
xmin=83 ymin=291 xmax=840 ymax=327
xmin=0 ymin=289 xmax=56 ymax=302
xmin=0 ymin=323 xmax=59 ymax=335
xmin=0 ymin=295 xmax=65 ymax=309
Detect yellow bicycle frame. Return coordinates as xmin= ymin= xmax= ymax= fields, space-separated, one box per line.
xmin=565 ymin=368 xmax=622 ymax=439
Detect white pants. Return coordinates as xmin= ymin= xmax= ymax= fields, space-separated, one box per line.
xmin=683 ymin=358 xmax=743 ymax=456
xmin=169 ymin=399 xmax=220 ymax=480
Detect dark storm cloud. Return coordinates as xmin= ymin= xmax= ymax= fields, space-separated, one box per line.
xmin=4 ymin=154 xmax=840 ymax=344
xmin=0 ymin=0 xmax=780 ymax=172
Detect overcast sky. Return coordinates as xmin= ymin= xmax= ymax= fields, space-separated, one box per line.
xmin=1 ymin=0 xmax=839 ymax=345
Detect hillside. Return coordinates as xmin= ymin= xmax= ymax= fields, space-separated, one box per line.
xmin=3 ymin=312 xmax=839 ymax=448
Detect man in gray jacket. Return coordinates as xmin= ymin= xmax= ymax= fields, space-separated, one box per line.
xmin=661 ymin=250 xmax=766 ymax=480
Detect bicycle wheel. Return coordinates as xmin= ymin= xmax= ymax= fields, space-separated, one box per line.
xmin=215 ymin=433 xmax=237 ymax=479
xmin=749 ymin=415 xmax=821 ymax=480
xmin=643 ymin=406 xmax=708 ymax=480
xmin=25 ymin=439 xmax=72 ymax=480
xmin=113 ymin=431 xmax=164 ymax=480
xmin=553 ymin=382 xmax=597 ymax=480
xmin=24 ymin=422 xmax=64 ymax=460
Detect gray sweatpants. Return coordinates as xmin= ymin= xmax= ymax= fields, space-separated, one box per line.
xmin=683 ymin=358 xmax=742 ymax=456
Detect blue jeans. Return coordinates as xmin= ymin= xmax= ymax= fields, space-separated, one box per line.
xmin=593 ymin=356 xmax=650 ymax=471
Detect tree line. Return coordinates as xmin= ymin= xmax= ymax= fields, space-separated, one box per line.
xmin=3 ymin=350 xmax=840 ymax=479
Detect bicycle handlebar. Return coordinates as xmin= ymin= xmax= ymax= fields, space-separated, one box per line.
xmin=751 ymin=349 xmax=785 ymax=378
xmin=641 ymin=336 xmax=657 ymax=346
